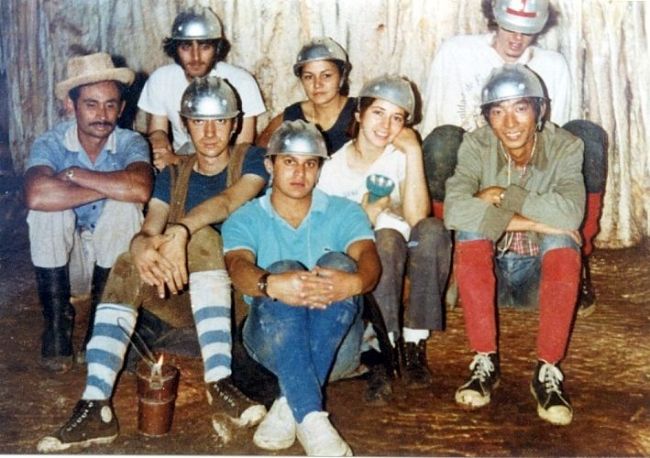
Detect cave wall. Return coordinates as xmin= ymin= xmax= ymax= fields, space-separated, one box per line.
xmin=0 ymin=0 xmax=647 ymax=248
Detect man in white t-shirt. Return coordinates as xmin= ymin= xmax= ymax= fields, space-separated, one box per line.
xmin=138 ymin=7 xmax=265 ymax=170
xmin=421 ymin=0 xmax=606 ymax=316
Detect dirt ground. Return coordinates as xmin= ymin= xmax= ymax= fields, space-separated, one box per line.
xmin=1 ymin=218 xmax=649 ymax=456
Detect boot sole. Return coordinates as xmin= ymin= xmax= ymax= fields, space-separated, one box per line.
xmin=37 ymin=433 xmax=117 ymax=453
xmin=211 ymin=405 xmax=267 ymax=444
xmin=577 ymin=302 xmax=596 ymax=318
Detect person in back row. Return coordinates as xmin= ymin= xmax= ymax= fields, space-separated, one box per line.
xmin=257 ymin=36 xmax=356 ymax=154
xmin=445 ymin=64 xmax=585 ymax=426
xmin=37 ymin=76 xmax=269 ymax=452
xmin=139 ymin=6 xmax=265 ymax=170
xmin=318 ymin=75 xmax=452 ymax=392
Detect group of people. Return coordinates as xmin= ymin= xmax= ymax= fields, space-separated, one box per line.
xmin=28 ymin=0 xmax=606 ymax=456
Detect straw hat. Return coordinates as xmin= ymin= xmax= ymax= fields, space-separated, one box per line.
xmin=55 ymin=52 xmax=135 ymax=100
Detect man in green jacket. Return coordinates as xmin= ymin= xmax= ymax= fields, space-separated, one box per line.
xmin=445 ymin=64 xmax=584 ymax=426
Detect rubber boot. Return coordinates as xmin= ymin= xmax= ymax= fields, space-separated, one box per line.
xmin=421 ymin=124 xmax=465 ymax=203
xmin=577 ymin=192 xmax=603 ymax=317
xmin=75 ymin=266 xmax=111 ymax=363
xmin=577 ymin=256 xmax=596 ymax=318
xmin=35 ymin=266 xmax=75 ymax=373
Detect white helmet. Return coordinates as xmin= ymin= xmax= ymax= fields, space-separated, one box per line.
xmin=180 ymin=76 xmax=239 ymax=120
xmin=359 ymin=75 xmax=416 ymax=123
xmin=266 ymin=120 xmax=328 ymax=159
xmin=492 ymin=0 xmax=549 ymax=35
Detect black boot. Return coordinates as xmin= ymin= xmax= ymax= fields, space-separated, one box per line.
xmin=35 ymin=266 xmax=75 ymax=373
xmin=401 ymin=338 xmax=434 ymax=389
xmin=77 ymin=266 xmax=111 ymax=363
xmin=577 ymin=257 xmax=596 ymax=317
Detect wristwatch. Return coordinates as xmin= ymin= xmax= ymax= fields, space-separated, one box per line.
xmin=257 ymin=272 xmax=271 ymax=297
xmin=66 ymin=168 xmax=75 ymax=181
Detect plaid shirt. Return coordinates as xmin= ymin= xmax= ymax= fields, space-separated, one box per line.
xmin=498 ymin=164 xmax=540 ymax=257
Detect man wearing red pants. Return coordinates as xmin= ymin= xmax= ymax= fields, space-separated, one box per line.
xmin=444 ymin=64 xmax=584 ymax=426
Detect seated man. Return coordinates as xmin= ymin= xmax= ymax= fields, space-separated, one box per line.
xmin=223 ymin=120 xmax=381 ymax=456
xmin=422 ymin=0 xmax=606 ymax=315
xmin=24 ymin=52 xmax=152 ymax=373
xmin=37 ymin=76 xmax=269 ymax=453
xmin=444 ymin=64 xmax=585 ymax=426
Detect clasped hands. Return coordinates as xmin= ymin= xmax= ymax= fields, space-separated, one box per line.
xmin=130 ymin=225 xmax=189 ymax=298
xmin=266 ymin=268 xmax=361 ymax=310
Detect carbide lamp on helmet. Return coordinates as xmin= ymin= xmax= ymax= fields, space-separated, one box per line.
xmin=180 ymin=76 xmax=239 ymax=120
xmin=358 ymin=75 xmax=416 ymax=123
xmin=480 ymin=64 xmax=545 ymax=107
xmin=171 ymin=7 xmax=223 ymax=41
xmin=293 ymin=37 xmax=350 ymax=79
xmin=266 ymin=120 xmax=328 ymax=159
xmin=492 ymin=0 xmax=549 ymax=35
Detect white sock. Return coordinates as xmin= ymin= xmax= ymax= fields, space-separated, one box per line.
xmin=190 ymin=270 xmax=232 ymax=383
xmin=402 ymin=327 xmax=430 ymax=344
xmin=82 ymin=303 xmax=137 ymax=400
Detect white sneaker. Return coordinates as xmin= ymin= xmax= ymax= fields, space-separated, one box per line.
xmin=253 ymin=397 xmax=296 ymax=450
xmin=296 ymin=411 xmax=353 ymax=456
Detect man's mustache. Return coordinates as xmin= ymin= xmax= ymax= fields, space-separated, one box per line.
xmin=90 ymin=121 xmax=115 ymax=128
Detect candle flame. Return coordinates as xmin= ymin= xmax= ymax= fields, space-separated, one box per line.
xmin=151 ymin=354 xmax=164 ymax=378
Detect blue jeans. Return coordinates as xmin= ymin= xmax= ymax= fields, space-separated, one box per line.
xmin=243 ymin=252 xmax=361 ymax=422
xmin=456 ymin=231 xmax=580 ymax=308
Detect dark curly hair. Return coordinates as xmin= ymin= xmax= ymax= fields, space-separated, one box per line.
xmin=162 ymin=38 xmax=229 ymax=66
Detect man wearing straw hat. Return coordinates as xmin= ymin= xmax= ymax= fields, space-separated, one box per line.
xmin=24 ymin=52 xmax=152 ymax=374
xmin=37 ymin=76 xmax=269 ymax=452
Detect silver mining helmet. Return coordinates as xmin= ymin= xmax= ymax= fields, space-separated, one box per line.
xmin=293 ymin=36 xmax=350 ymax=79
xmin=171 ymin=7 xmax=223 ymax=40
xmin=266 ymin=120 xmax=328 ymax=159
xmin=358 ymin=74 xmax=416 ymax=123
xmin=480 ymin=64 xmax=545 ymax=107
xmin=180 ymin=76 xmax=239 ymax=120
xmin=492 ymin=0 xmax=549 ymax=35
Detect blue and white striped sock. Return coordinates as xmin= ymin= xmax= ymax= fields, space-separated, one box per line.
xmin=82 ymin=303 xmax=137 ymax=400
xmin=190 ymin=270 xmax=232 ymax=383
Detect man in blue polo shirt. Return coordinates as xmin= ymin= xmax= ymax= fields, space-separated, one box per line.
xmin=223 ymin=120 xmax=381 ymax=456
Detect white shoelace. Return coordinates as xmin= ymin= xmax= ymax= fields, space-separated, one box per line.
xmin=538 ymin=363 xmax=564 ymax=394
xmin=468 ymin=353 xmax=495 ymax=382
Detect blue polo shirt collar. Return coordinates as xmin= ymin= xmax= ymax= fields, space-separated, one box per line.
xmin=259 ymin=188 xmax=329 ymax=226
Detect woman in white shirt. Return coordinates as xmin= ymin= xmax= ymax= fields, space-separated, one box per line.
xmin=318 ymin=75 xmax=451 ymax=389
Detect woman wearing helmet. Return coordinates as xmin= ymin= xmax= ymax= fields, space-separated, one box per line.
xmin=318 ymin=75 xmax=451 ymax=390
xmin=256 ymin=37 xmax=355 ymax=154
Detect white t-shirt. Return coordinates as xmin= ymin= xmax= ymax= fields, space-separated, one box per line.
xmin=420 ymin=32 xmax=571 ymax=135
xmin=138 ymin=62 xmax=266 ymax=150
xmin=317 ymin=142 xmax=406 ymax=211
